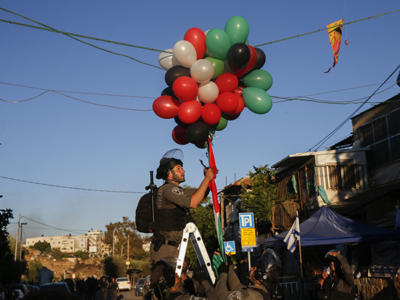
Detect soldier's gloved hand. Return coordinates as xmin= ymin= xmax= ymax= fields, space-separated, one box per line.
xmin=218 ymin=263 xmax=229 ymax=275
xmin=227 ymin=254 xmax=233 ymax=266
xmin=193 ymin=267 xmax=208 ymax=284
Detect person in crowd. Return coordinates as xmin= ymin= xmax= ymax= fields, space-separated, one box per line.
xmin=216 ymin=248 xmax=282 ymax=300
xmin=109 ymin=277 xmax=119 ymax=300
xmin=98 ymin=277 xmax=109 ymax=300
xmin=150 ymin=149 xmax=216 ymax=263
xmin=150 ymin=257 xmax=219 ymax=300
xmin=316 ymin=249 xmax=354 ymax=300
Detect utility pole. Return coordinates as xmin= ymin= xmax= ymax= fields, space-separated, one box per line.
xmin=20 ymin=223 xmax=27 ymax=260
xmin=14 ymin=214 xmax=20 ymax=260
xmin=112 ymin=228 xmax=116 ymax=256
xmin=127 ymin=235 xmax=129 ymax=261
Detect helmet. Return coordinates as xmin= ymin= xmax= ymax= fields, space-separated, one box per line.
xmin=325 ymin=249 xmax=339 ymax=261
xmin=254 ymin=249 xmax=282 ymax=286
xmin=150 ymin=259 xmax=176 ymax=289
xmin=156 ymin=149 xmax=184 ymax=180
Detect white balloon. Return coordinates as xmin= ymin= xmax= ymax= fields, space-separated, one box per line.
xmin=158 ymin=48 xmax=178 ymax=70
xmin=190 ymin=59 xmax=214 ymax=83
xmin=173 ymin=40 xmax=197 ymax=68
xmin=198 ymin=81 xmax=219 ymax=103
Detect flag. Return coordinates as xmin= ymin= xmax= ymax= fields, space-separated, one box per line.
xmin=207 ymin=138 xmax=226 ymax=262
xmin=325 ymin=19 xmax=343 ymax=73
xmin=284 ymin=211 xmax=300 ymax=253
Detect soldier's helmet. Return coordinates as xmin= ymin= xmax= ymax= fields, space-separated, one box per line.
xmin=156 ymin=149 xmax=184 ymax=180
xmin=150 ymin=257 xmax=177 ymax=298
xmin=254 ymin=248 xmax=282 ymax=286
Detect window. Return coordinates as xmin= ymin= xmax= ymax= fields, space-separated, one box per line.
xmin=342 ymin=165 xmax=356 ymax=188
xmin=358 ymin=108 xmax=400 ymax=167
xmin=321 ymin=163 xmax=359 ymax=190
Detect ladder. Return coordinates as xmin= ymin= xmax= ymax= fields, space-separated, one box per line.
xmin=175 ymin=222 xmax=216 ymax=284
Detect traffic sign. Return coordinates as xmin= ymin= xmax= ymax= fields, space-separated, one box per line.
xmin=241 ymin=247 xmax=254 ymax=252
xmin=240 ymin=228 xmax=257 ymax=247
xmin=224 ymin=241 xmax=236 ymax=255
xmin=239 ymin=213 xmax=255 ymax=228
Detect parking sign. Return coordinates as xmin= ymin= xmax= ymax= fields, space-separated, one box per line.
xmin=224 ymin=241 xmax=236 ymax=255
xmin=239 ymin=213 xmax=254 ymax=228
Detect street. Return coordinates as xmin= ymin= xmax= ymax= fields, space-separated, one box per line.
xmin=88 ymin=289 xmax=146 ymax=300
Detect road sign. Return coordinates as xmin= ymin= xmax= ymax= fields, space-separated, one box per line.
xmin=224 ymin=241 xmax=236 ymax=255
xmin=239 ymin=213 xmax=254 ymax=228
xmin=241 ymin=247 xmax=254 ymax=252
xmin=240 ymin=228 xmax=257 ymax=247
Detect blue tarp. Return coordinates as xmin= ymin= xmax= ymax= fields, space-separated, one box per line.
xmin=263 ymin=206 xmax=400 ymax=248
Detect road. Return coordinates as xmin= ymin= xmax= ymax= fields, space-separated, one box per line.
xmin=85 ymin=289 xmax=146 ymax=300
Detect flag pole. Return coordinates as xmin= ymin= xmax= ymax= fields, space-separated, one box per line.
xmin=297 ymin=211 xmax=303 ymax=278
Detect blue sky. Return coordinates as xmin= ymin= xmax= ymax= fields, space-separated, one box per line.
xmin=1 ymin=1 xmax=399 ymax=241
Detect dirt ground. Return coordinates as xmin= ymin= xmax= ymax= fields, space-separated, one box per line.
xmin=25 ymin=249 xmax=104 ymax=280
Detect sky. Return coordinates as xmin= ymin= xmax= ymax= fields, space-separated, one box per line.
xmin=1 ymin=1 xmax=400 ymax=242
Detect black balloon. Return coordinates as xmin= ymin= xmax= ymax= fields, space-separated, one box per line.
xmin=186 ymin=121 xmax=210 ymax=145
xmin=227 ymin=43 xmax=250 ymax=72
xmin=161 ymin=87 xmax=176 ymax=97
xmin=165 ymin=66 xmax=191 ymax=88
xmin=174 ymin=116 xmax=190 ymax=128
xmin=195 ymin=141 xmax=207 ymax=149
xmin=252 ymin=48 xmax=266 ymax=70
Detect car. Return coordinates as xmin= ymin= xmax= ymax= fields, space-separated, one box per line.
xmin=135 ymin=278 xmax=146 ymax=296
xmin=40 ymin=282 xmax=71 ymax=293
xmin=27 ymin=284 xmax=40 ymax=293
xmin=116 ymin=277 xmax=131 ymax=292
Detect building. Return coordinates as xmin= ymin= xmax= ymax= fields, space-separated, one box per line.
xmin=26 ymin=234 xmax=88 ymax=254
xmin=87 ymin=229 xmax=103 ymax=255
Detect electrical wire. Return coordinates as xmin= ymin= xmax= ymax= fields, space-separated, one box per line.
xmin=21 ymin=216 xmax=90 ymax=235
xmin=0 ymin=175 xmax=145 ymax=194
xmin=308 ymin=64 xmax=400 ymax=152
xmin=0 ymin=7 xmax=163 ymax=70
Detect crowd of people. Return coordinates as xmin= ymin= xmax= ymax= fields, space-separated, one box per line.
xmin=147 ymin=149 xmax=356 ymax=300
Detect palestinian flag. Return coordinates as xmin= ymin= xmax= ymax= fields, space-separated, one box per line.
xmin=207 ymin=138 xmax=226 ymax=262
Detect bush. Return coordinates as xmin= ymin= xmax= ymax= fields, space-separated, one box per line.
xmin=73 ymin=250 xmax=89 ymax=261
xmin=32 ymin=241 xmax=51 ymax=253
xmin=50 ymin=248 xmax=63 ymax=260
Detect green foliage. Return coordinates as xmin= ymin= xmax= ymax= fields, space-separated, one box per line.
xmin=240 ymin=165 xmax=278 ymax=223
xmin=104 ymin=217 xmax=145 ymax=260
xmin=27 ymin=259 xmax=43 ymax=283
xmin=0 ymin=209 xmax=16 ymax=284
xmin=74 ymin=250 xmax=89 ymax=261
xmin=32 ymin=241 xmax=51 ymax=253
xmin=103 ymin=256 xmax=128 ymax=278
xmin=50 ymin=248 xmax=63 ymax=260
xmin=185 ymin=195 xmax=219 ymax=267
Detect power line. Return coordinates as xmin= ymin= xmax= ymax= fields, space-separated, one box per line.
xmin=0 ymin=7 xmax=163 ymax=70
xmin=0 ymin=175 xmax=145 ymax=194
xmin=308 ymin=64 xmax=400 ymax=152
xmin=21 ymin=216 xmax=89 ymax=235
xmin=254 ymin=9 xmax=400 ymax=47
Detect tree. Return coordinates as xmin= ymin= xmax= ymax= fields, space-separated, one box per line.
xmin=103 ymin=256 xmax=128 ymax=278
xmin=50 ymin=248 xmax=63 ymax=260
xmin=240 ymin=165 xmax=278 ymax=223
xmin=27 ymin=259 xmax=43 ymax=283
xmin=182 ymin=186 xmax=219 ymax=267
xmin=32 ymin=241 xmax=51 ymax=253
xmin=104 ymin=217 xmax=146 ymax=260
xmin=73 ymin=250 xmax=89 ymax=261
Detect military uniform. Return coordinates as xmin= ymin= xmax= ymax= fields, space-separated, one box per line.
xmin=150 ymin=180 xmax=198 ymax=262
xmin=167 ymin=280 xmax=220 ymax=300
xmin=99 ymin=279 xmax=109 ymax=300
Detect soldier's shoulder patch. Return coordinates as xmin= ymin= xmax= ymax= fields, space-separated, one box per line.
xmin=172 ymin=186 xmax=184 ymax=195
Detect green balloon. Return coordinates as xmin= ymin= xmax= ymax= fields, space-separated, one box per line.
xmin=205 ymin=57 xmax=225 ymax=79
xmin=245 ymin=39 xmax=249 ymax=45
xmin=224 ymin=16 xmax=249 ymax=46
xmin=205 ymin=28 xmax=231 ymax=60
xmin=211 ymin=116 xmax=228 ymax=131
xmin=243 ymin=70 xmax=273 ymax=91
xmin=242 ymin=87 xmax=273 ymax=114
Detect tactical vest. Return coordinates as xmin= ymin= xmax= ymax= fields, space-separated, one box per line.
xmin=153 ymin=206 xmax=194 ymax=231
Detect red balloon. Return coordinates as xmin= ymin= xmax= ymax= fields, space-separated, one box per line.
xmin=184 ymin=28 xmax=206 ymax=60
xmin=173 ymin=76 xmax=199 ymax=101
xmin=234 ymin=86 xmax=244 ymax=96
xmin=178 ymin=100 xmax=202 ymax=124
xmin=215 ymin=73 xmax=238 ymax=94
xmin=235 ymin=45 xmax=258 ymax=78
xmin=216 ymin=92 xmax=239 ymax=114
xmin=202 ymin=103 xmax=222 ymax=125
xmin=152 ymin=95 xmax=180 ymax=119
xmin=233 ymin=93 xmax=245 ymax=114
xmin=172 ymin=125 xmax=189 ymax=145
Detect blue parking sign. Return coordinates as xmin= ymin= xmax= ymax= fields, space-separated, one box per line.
xmin=239 ymin=213 xmax=254 ymax=228
xmin=224 ymin=241 xmax=236 ymax=254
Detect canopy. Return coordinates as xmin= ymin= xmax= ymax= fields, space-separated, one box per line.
xmin=263 ymin=206 xmax=400 ymax=248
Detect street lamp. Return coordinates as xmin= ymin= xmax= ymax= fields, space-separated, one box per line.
xmin=20 ymin=223 xmax=27 ymax=260
xmin=112 ymin=228 xmax=117 ymax=256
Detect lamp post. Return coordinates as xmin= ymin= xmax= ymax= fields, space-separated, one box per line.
xmin=20 ymin=223 xmax=27 ymax=260
xmin=112 ymin=228 xmax=117 ymax=256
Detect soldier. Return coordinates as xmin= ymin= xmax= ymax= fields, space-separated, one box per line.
xmin=150 ymin=149 xmax=216 ymax=263
xmin=109 ymin=278 xmax=119 ymax=300
xmin=98 ymin=277 xmax=109 ymax=300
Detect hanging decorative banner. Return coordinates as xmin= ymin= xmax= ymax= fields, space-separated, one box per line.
xmin=325 ymin=19 xmax=343 ymax=73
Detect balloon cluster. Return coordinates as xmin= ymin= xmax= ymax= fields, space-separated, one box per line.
xmin=153 ymin=16 xmax=273 ymax=148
